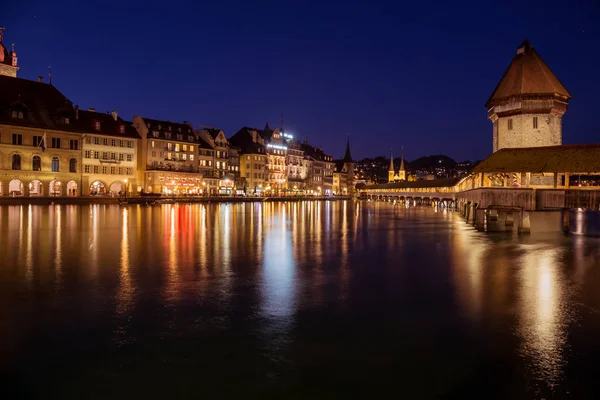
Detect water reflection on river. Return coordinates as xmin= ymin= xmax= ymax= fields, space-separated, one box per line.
xmin=1 ymin=201 xmax=600 ymax=398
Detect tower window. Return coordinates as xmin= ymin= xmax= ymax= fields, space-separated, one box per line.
xmin=508 ymin=119 xmax=513 ymax=130
xmin=533 ymin=117 xmax=538 ymax=129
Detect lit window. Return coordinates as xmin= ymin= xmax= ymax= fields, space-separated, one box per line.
xmin=190 ymin=145 xmax=194 ymax=152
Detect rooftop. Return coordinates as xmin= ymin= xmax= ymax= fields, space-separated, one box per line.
xmin=471 ymin=144 xmax=600 ymax=174
xmin=486 ymin=40 xmax=572 ymax=108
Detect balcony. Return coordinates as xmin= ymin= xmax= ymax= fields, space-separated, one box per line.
xmin=147 ymin=163 xmax=198 ymax=173
xmin=99 ymin=159 xmax=121 ymax=164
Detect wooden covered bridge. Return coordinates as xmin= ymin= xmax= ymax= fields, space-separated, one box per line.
xmin=359 ymin=144 xmax=600 ymax=233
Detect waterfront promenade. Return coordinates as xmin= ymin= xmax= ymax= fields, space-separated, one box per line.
xmin=0 ymin=195 xmax=353 ymax=206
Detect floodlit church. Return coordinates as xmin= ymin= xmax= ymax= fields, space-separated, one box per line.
xmin=388 ymin=150 xmax=406 ymax=183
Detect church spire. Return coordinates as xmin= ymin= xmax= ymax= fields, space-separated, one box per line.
xmin=344 ymin=135 xmax=353 ymax=162
xmin=399 ymin=151 xmax=406 ymax=181
xmin=388 ymin=149 xmax=395 ymax=183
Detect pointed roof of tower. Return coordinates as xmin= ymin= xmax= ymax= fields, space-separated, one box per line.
xmin=389 ymin=149 xmax=394 ymax=172
xmin=486 ymin=40 xmax=572 ymax=108
xmin=399 ymin=153 xmax=405 ymax=171
xmin=344 ymin=135 xmax=353 ymax=162
xmin=264 ymin=121 xmax=271 ymax=131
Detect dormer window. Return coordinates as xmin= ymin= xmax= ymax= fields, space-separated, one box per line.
xmin=61 ymin=116 xmax=70 ymax=124
xmin=165 ymin=133 xmax=172 ymax=139
xmin=168 ymin=126 xmax=172 ymax=131
xmin=188 ymin=135 xmax=193 ymax=141
xmin=178 ymin=127 xmax=182 ymax=133
xmin=11 ymin=110 xmax=24 ymax=119
xmin=152 ymin=131 xmax=159 ymax=138
xmin=94 ymin=121 xmax=101 ymax=131
xmin=119 ymin=125 xmax=125 ymax=134
xmin=158 ymin=124 xmax=162 ymax=130
xmin=177 ymin=134 xmax=183 ymax=141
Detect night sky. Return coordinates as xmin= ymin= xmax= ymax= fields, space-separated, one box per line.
xmin=3 ymin=0 xmax=599 ymax=161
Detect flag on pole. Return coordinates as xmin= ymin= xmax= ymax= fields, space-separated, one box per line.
xmin=39 ymin=133 xmax=47 ymax=152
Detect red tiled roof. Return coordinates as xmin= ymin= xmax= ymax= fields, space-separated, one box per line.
xmin=77 ymin=110 xmax=140 ymax=139
xmin=486 ymin=40 xmax=572 ymax=108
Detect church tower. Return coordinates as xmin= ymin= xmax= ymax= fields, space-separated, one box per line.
xmin=398 ymin=153 xmax=406 ymax=181
xmin=0 ymin=27 xmax=19 ymax=78
xmin=487 ymin=40 xmax=571 ymax=152
xmin=388 ymin=150 xmax=395 ymax=183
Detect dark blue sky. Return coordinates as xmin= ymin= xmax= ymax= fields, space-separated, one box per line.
xmin=4 ymin=0 xmax=599 ymax=161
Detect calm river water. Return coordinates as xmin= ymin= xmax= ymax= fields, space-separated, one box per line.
xmin=1 ymin=201 xmax=600 ymax=398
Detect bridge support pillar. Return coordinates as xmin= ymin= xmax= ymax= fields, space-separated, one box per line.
xmin=527 ymin=211 xmax=563 ymax=234
xmin=519 ymin=211 xmax=531 ymax=234
xmin=562 ymin=209 xmax=570 ymax=233
xmin=474 ymin=208 xmax=486 ymax=231
xmin=505 ymin=212 xmax=514 ymax=227
xmin=467 ymin=204 xmax=475 ymax=225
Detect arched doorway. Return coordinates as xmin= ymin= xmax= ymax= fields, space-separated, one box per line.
xmin=90 ymin=181 xmax=106 ymax=195
xmin=8 ymin=179 xmax=24 ymax=196
xmin=49 ymin=180 xmax=62 ymax=196
xmin=109 ymin=182 xmax=123 ymax=196
xmin=29 ymin=180 xmax=43 ymax=196
xmin=66 ymin=180 xmax=78 ymax=196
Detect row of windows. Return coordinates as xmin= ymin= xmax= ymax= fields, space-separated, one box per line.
xmin=246 ymin=172 xmax=266 ymax=180
xmin=86 ymin=136 xmax=133 ymax=147
xmin=507 ymin=117 xmax=539 ymax=130
xmin=245 ymin=163 xmax=265 ymax=171
xmin=165 ymin=152 xmax=193 ymax=161
xmin=11 ymin=134 xmax=79 ymax=150
xmin=246 ymin=155 xmax=266 ymax=161
xmin=84 ymin=150 xmax=133 ymax=161
xmin=10 ymin=154 xmax=76 ymax=172
xmin=148 ymin=123 xmax=193 ymax=134
xmin=152 ymin=141 xmax=195 ymax=152
xmin=199 ymin=160 xmax=213 ymax=167
xmin=151 ymin=132 xmax=194 ymax=142
xmin=215 ymin=161 xmax=227 ymax=169
xmin=83 ymin=165 xmax=132 ymax=175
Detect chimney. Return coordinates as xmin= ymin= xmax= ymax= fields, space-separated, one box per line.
xmin=88 ymin=108 xmax=95 ymax=112
xmin=111 ymin=110 xmax=118 ymax=121
xmin=74 ymin=105 xmax=79 ymax=120
xmin=38 ymin=76 xmax=43 ymax=83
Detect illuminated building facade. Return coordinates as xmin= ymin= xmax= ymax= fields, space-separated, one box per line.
xmin=0 ymin=75 xmax=82 ymax=196
xmin=80 ymin=109 xmax=139 ymax=195
xmin=133 ymin=116 xmax=203 ymax=194
xmin=229 ymin=127 xmax=268 ymax=195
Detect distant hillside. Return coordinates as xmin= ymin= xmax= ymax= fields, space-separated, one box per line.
xmin=407 ymin=155 xmax=456 ymax=171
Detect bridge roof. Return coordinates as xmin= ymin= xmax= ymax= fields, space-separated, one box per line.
xmin=364 ymin=177 xmax=460 ymax=190
xmin=472 ymin=144 xmax=600 ymax=174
